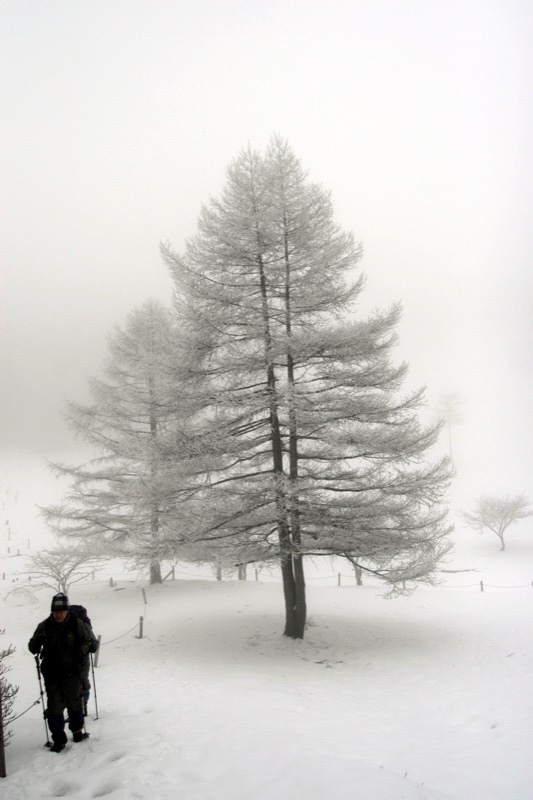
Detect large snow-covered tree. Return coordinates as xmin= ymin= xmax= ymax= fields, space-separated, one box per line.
xmin=43 ymin=299 xmax=182 ymax=583
xmin=161 ymin=136 xmax=452 ymax=638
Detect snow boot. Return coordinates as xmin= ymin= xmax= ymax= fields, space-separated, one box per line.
xmin=73 ymin=730 xmax=90 ymax=743
xmin=50 ymin=731 xmax=68 ymax=752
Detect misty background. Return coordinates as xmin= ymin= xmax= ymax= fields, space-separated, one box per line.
xmin=1 ymin=0 xmax=532 ymax=517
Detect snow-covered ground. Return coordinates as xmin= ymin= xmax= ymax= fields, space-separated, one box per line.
xmin=1 ymin=456 xmax=532 ymax=799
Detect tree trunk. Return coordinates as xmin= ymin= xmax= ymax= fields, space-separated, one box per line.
xmin=150 ymin=561 xmax=162 ymax=584
xmin=149 ymin=386 xmax=163 ymax=585
xmin=280 ymin=552 xmax=306 ymax=639
xmin=255 ymin=232 xmax=305 ymax=636
xmin=149 ymin=508 xmax=162 ymax=584
xmin=281 ymin=556 xmax=297 ymax=637
xmin=292 ymin=555 xmax=307 ymax=637
xmin=282 ymin=205 xmax=307 ymax=638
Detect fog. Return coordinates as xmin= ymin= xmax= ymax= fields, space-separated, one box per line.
xmin=1 ymin=0 xmax=532 ymax=505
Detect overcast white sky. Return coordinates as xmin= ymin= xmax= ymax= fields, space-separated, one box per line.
xmin=1 ymin=0 xmax=532 ymax=504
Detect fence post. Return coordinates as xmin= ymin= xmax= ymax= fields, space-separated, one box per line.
xmin=255 ymin=569 xmax=259 ymax=581
xmin=138 ymin=616 xmax=144 ymax=639
xmin=338 ymin=573 xmax=341 ymax=587
xmin=480 ymin=581 xmax=484 ymax=592
xmin=142 ymin=588 xmax=147 ymax=605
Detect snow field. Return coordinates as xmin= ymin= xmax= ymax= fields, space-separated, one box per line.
xmin=2 ymin=534 xmax=533 ymax=800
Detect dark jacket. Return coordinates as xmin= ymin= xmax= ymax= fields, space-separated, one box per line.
xmin=28 ymin=613 xmax=97 ymax=681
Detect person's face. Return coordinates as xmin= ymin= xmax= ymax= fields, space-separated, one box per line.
xmin=52 ymin=610 xmax=68 ymax=623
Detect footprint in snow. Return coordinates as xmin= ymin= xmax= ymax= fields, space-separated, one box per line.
xmin=92 ymin=782 xmax=122 ymax=798
xmin=102 ymin=749 xmax=129 ymax=764
xmin=45 ymin=780 xmax=81 ymax=797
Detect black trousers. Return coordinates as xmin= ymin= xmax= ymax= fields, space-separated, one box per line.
xmin=45 ymin=675 xmax=84 ymax=737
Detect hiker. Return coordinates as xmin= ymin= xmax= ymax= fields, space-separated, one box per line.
xmin=28 ymin=592 xmax=99 ymax=751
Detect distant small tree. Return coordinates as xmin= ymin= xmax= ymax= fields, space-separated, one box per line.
xmin=435 ymin=392 xmax=464 ymax=461
xmin=0 ymin=629 xmax=19 ymax=750
xmin=461 ymin=495 xmax=532 ymax=551
xmin=24 ymin=544 xmax=103 ymax=593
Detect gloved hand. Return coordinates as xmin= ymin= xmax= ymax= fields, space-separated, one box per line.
xmin=28 ymin=631 xmax=46 ymax=654
xmin=89 ymin=641 xmax=99 ymax=653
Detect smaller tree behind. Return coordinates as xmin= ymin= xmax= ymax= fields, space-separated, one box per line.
xmin=461 ymin=495 xmax=531 ymax=551
xmin=42 ymin=300 xmax=181 ymax=584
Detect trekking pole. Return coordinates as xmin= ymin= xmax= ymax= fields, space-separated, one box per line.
xmin=34 ymin=656 xmax=51 ymax=747
xmin=90 ymin=652 xmax=99 ymax=720
xmin=80 ymin=675 xmax=90 ymax=738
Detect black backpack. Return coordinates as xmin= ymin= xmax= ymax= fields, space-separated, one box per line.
xmin=69 ymin=604 xmax=92 ymax=629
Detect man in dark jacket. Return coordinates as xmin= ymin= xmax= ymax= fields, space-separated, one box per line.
xmin=28 ymin=592 xmax=98 ymax=751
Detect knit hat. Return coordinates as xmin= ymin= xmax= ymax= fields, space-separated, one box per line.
xmin=51 ymin=593 xmax=69 ymax=612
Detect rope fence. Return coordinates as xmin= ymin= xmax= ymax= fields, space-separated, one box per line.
xmin=107 ymin=571 xmax=533 ymax=592
xmin=440 ymin=580 xmax=533 ymax=591
xmin=10 ymin=699 xmax=40 ymax=723
xmin=99 ymin=624 xmax=140 ymax=645
xmin=16 ymin=572 xmax=531 ymax=672
xmin=305 ymin=573 xmax=533 ymax=591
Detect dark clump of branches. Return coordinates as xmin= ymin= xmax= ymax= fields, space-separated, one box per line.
xmin=1 ymin=629 xmax=19 ymax=750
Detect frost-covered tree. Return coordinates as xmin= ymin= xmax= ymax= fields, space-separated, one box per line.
xmin=461 ymin=495 xmax=531 ymax=551
xmin=0 ymin=629 xmax=18 ymax=751
xmin=23 ymin=543 xmax=103 ymax=593
xmin=435 ymin=392 xmax=464 ymax=461
xmin=43 ymin=300 xmax=182 ymax=583
xmin=161 ymin=136 xmax=452 ymax=638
